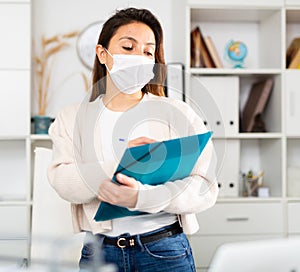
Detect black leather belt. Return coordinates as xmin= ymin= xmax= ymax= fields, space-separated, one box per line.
xmin=102 ymin=221 xmax=182 ymax=248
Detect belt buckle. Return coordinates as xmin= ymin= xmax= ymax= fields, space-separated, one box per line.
xmin=117 ymin=237 xmax=135 ymax=248
xmin=117 ymin=237 xmax=126 ymax=248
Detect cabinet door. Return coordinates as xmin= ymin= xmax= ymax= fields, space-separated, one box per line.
xmin=0 ymin=239 xmax=28 ymax=260
xmin=286 ymin=71 xmax=300 ymax=136
xmin=0 ymin=141 xmax=27 ymax=200
xmin=0 ymin=71 xmax=30 ymax=136
xmin=288 ymin=203 xmax=300 ymax=234
xmin=0 ymin=3 xmax=30 ymax=69
xmin=0 ymin=206 xmax=29 ymax=238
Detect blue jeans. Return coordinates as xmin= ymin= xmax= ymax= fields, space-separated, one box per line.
xmin=79 ymin=226 xmax=196 ymax=272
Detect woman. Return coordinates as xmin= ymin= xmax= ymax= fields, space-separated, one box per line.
xmin=48 ymin=7 xmax=218 ymax=272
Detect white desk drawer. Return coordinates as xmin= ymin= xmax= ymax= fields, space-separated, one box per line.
xmin=189 ymin=234 xmax=281 ymax=269
xmin=196 ymin=203 xmax=284 ymax=235
xmin=288 ymin=203 xmax=300 ymax=233
xmin=0 ymin=206 xmax=29 ymax=238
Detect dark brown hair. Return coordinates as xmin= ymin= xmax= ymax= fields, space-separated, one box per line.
xmin=90 ymin=7 xmax=166 ymax=101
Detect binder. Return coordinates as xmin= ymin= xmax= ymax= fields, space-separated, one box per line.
xmin=190 ymin=76 xmax=239 ymax=137
xmin=214 ymin=139 xmax=240 ymax=197
xmin=94 ymin=131 xmax=212 ymax=222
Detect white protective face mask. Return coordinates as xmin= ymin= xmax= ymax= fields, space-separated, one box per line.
xmin=105 ymin=48 xmax=155 ymax=94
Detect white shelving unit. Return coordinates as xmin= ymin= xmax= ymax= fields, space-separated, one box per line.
xmin=185 ymin=0 xmax=300 ymax=271
xmin=0 ymin=0 xmax=31 ymax=264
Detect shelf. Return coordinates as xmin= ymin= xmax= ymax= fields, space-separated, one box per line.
xmin=217 ymin=197 xmax=283 ymax=203
xmin=287 ymin=135 xmax=300 ymax=139
xmin=30 ymin=134 xmax=51 ymax=141
xmin=0 ymin=236 xmax=29 ymax=241
xmin=0 ymin=201 xmax=31 ymax=206
xmin=287 ymin=198 xmax=300 ymax=202
xmin=213 ymin=133 xmax=283 ymax=139
xmin=190 ymin=68 xmax=282 ymax=75
xmin=0 ymin=136 xmax=28 ymax=140
xmin=190 ymin=8 xmax=282 ymax=22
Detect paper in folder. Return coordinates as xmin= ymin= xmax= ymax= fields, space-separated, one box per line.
xmin=94 ymin=131 xmax=212 ymax=222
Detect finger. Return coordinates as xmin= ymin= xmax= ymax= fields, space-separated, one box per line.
xmin=116 ymin=173 xmax=138 ymax=189
xmin=128 ymin=137 xmax=156 ymax=147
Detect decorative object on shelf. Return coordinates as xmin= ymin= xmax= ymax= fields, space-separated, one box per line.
xmin=32 ymin=115 xmax=52 ymax=134
xmin=77 ymin=21 xmax=104 ymax=70
xmin=33 ymin=30 xmax=79 ymax=116
xmin=286 ymin=37 xmax=300 ymax=69
xmin=33 ymin=30 xmax=87 ymax=134
xmin=224 ymin=39 xmax=248 ymax=68
xmin=243 ymin=170 xmax=265 ymax=197
xmin=258 ymin=187 xmax=270 ymax=198
xmin=252 ymin=113 xmax=267 ymax=132
xmin=241 ymin=78 xmax=274 ymax=132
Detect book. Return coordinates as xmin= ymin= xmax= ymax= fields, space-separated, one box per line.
xmin=242 ymin=79 xmax=274 ymax=132
xmin=198 ymin=27 xmax=215 ymax=68
xmin=94 ymin=131 xmax=212 ymax=221
xmin=191 ymin=27 xmax=215 ymax=68
xmin=204 ymin=36 xmax=223 ymax=68
xmin=191 ymin=27 xmax=202 ymax=67
xmin=288 ymin=47 xmax=300 ymax=69
xmin=286 ymin=37 xmax=300 ymax=68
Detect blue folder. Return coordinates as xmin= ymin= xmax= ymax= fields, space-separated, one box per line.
xmin=94 ymin=131 xmax=212 ymax=222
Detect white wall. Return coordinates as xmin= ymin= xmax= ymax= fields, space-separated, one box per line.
xmin=32 ymin=0 xmax=186 ymax=117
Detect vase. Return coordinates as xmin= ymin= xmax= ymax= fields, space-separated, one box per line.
xmin=33 ymin=115 xmax=52 ymax=134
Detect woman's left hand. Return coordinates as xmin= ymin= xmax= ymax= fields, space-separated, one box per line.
xmin=97 ymin=173 xmax=139 ymax=208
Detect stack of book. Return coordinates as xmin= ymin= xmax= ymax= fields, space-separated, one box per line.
xmin=286 ymin=37 xmax=300 ymax=69
xmin=190 ymin=26 xmax=223 ymax=68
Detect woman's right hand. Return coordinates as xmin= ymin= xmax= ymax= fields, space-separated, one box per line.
xmin=128 ymin=137 xmax=156 ymax=147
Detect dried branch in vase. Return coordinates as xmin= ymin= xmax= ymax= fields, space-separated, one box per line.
xmin=33 ymin=31 xmax=79 ymax=116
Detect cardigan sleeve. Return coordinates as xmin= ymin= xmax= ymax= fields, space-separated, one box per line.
xmin=129 ymin=100 xmax=219 ymax=215
xmin=47 ymin=105 xmax=117 ymax=204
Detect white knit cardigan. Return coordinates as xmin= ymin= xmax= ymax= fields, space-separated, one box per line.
xmin=47 ymin=93 xmax=219 ymax=235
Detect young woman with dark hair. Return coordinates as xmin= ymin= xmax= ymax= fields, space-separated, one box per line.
xmin=48 ymin=7 xmax=218 ymax=272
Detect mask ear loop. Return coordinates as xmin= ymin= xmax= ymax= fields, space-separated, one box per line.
xmin=103 ymin=47 xmax=113 ymax=72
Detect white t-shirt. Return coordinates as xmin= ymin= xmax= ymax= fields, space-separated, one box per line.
xmin=98 ymin=95 xmax=176 ymax=236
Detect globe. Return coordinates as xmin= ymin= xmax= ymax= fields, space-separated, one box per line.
xmin=225 ymin=40 xmax=248 ymax=68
